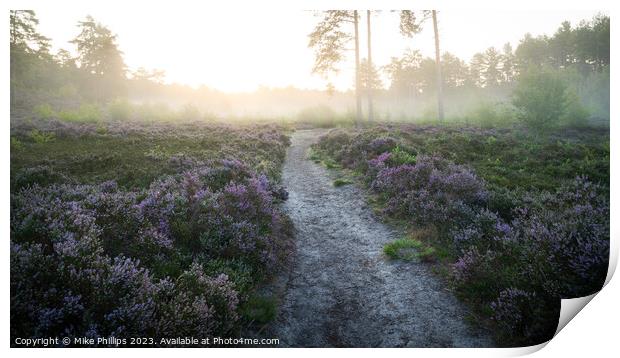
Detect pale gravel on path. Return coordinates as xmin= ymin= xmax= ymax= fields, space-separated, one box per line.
xmin=264 ymin=129 xmax=494 ymax=348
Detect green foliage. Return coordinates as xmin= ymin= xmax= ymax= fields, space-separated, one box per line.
xmin=58 ymin=103 xmax=103 ymax=123
xmin=389 ymin=145 xmax=417 ymax=166
xmin=317 ymin=124 xmax=608 ymax=346
xmin=11 ymin=137 xmax=24 ymax=150
xmin=70 ymin=16 xmax=125 ymax=80
xmin=466 ymin=102 xmax=516 ymax=128
xmin=12 ymin=165 xmax=67 ymax=190
xmin=417 ymin=246 xmax=437 ymax=263
xmin=308 ymin=148 xmax=322 ymax=162
xmin=512 ymin=68 xmax=568 ymax=129
xmin=106 ymin=98 xmax=132 ymax=120
xmin=10 ymin=10 xmax=50 ymax=53
xmin=12 ymin=123 xmax=289 ymax=190
xmin=308 ymin=11 xmax=356 ymax=76
xmin=28 ymin=129 xmax=55 ymax=144
xmin=383 ymin=238 xmax=423 ymax=260
xmin=561 ymin=89 xmax=590 ymax=127
xmin=322 ymin=157 xmax=341 ymax=169
xmin=333 ymin=178 xmax=353 ymax=187
xmin=33 ymin=103 xmax=56 ymax=119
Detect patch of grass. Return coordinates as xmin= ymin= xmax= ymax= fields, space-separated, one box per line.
xmin=383 ymin=238 xmax=423 ymax=261
xmin=307 ymin=148 xmax=322 ymax=163
xmin=28 ymin=129 xmax=55 ymax=144
xmin=333 ymin=178 xmax=353 ymax=187
xmin=11 ymin=137 xmax=23 ymax=150
xmin=384 ymin=228 xmax=443 ymax=263
xmin=417 ymin=246 xmax=437 ymax=263
xmin=389 ymin=145 xmax=417 ymax=166
xmin=323 ymin=157 xmax=341 ymax=169
xmin=11 ymin=123 xmax=290 ymax=190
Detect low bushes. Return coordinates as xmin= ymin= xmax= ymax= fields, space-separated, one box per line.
xmin=11 ymin=160 xmax=293 ymax=343
xmin=10 ymin=121 xmax=293 ymax=345
xmin=313 ymin=126 xmax=609 ymax=346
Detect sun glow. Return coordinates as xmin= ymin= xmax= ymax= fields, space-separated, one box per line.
xmin=35 ymin=8 xmax=602 ymax=92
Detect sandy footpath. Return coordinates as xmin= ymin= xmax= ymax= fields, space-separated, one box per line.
xmin=264 ymin=129 xmax=493 ymax=347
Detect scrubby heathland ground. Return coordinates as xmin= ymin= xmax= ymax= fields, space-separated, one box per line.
xmin=10 ymin=118 xmax=294 ymax=344
xmin=311 ymin=124 xmax=609 ymax=346
xmin=9 ymin=9 xmax=610 ymax=348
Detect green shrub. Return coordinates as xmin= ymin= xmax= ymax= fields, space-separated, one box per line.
xmin=28 ymin=129 xmax=55 ymax=144
xmin=418 ymin=246 xmax=437 ymax=263
xmin=512 ymin=68 xmax=568 ymax=129
xmin=107 ymin=99 xmax=133 ymax=121
xmin=561 ymin=89 xmax=590 ymax=127
xmin=33 ymin=104 xmax=56 ymax=119
xmin=389 ymin=145 xmax=417 ymax=166
xmin=58 ymin=103 xmax=102 ymax=123
xmin=466 ymin=102 xmax=516 ymax=128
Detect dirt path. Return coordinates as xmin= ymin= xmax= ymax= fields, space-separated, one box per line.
xmin=266 ymin=129 xmax=493 ymax=347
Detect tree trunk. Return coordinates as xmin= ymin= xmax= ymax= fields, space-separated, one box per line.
xmin=354 ymin=10 xmax=362 ymax=124
xmin=432 ymin=10 xmax=445 ymax=121
xmin=367 ymin=10 xmax=374 ymax=122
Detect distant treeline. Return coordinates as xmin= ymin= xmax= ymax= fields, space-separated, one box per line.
xmin=10 ymin=11 xmax=610 ymax=121
xmin=378 ymin=14 xmax=609 ymax=120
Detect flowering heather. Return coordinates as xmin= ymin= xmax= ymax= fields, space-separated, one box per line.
xmin=10 ymin=121 xmax=293 ymax=343
xmin=371 ymin=154 xmax=488 ymax=228
xmin=489 ymin=288 xmax=558 ymax=345
xmin=315 ymin=126 xmax=609 ymax=346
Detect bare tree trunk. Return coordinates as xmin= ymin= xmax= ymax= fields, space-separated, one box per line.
xmin=354 ymin=10 xmax=362 ymax=124
xmin=432 ymin=10 xmax=445 ymax=121
xmin=367 ymin=10 xmax=374 ymax=122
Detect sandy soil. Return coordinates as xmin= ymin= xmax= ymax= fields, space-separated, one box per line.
xmin=264 ymin=129 xmax=494 ymax=348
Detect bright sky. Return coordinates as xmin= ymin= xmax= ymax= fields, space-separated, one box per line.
xmin=35 ymin=9 xmax=604 ymax=92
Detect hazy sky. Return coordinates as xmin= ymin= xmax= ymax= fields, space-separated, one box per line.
xmin=35 ymin=9 xmax=604 ymax=92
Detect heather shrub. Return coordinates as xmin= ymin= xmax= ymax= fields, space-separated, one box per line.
xmin=490 ymin=288 xmax=558 ymax=346
xmin=316 ymin=129 xmax=352 ymax=154
xmin=371 ymin=155 xmax=488 ymax=229
xmin=510 ymin=177 xmax=609 ymax=297
xmin=367 ymin=136 xmax=399 ymax=155
xmin=10 ymin=157 xmax=292 ymax=342
xmin=487 ymin=184 xmax=527 ymax=221
xmin=452 ymin=247 xmax=514 ymax=304
xmin=12 ymin=165 xmax=68 ymax=190
xmin=451 ymin=176 xmax=609 ymax=344
xmin=316 ymin=125 xmax=609 ymax=346
xmin=451 ymin=209 xmax=513 ymax=253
